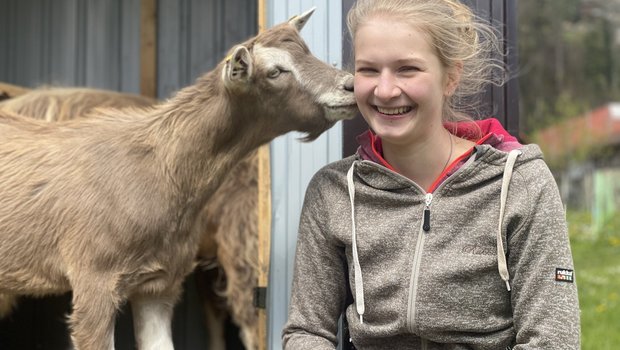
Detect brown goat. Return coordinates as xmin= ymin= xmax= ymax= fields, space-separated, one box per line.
xmin=0 ymin=85 xmax=260 ymax=349
xmin=0 ymin=9 xmax=356 ymax=350
xmin=0 ymin=86 xmax=156 ymax=122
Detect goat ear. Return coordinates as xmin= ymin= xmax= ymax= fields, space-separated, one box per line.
xmin=222 ymin=46 xmax=253 ymax=90
xmin=288 ymin=7 xmax=315 ymax=31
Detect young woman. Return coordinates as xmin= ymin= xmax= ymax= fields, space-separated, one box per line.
xmin=283 ymin=1 xmax=580 ymax=349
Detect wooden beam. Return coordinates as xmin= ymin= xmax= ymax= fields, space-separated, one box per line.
xmin=140 ymin=0 xmax=157 ymax=98
xmin=256 ymin=1 xmax=270 ymax=350
xmin=256 ymin=145 xmax=271 ymax=350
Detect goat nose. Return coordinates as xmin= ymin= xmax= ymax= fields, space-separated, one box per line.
xmin=343 ymin=75 xmax=354 ymax=92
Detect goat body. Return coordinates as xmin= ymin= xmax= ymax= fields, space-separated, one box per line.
xmin=0 ymin=85 xmax=261 ymax=349
xmin=0 ymin=9 xmax=356 ymax=350
xmin=0 ymin=86 xmax=156 ymax=122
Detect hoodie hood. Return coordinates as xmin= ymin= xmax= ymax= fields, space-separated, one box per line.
xmin=356 ymin=118 xmax=523 ymax=174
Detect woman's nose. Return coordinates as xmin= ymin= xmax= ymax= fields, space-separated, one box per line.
xmin=374 ymin=72 xmax=401 ymax=100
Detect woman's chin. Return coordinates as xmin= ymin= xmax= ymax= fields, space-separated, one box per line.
xmin=372 ymin=127 xmax=410 ymax=142
xmin=371 ymin=117 xmax=411 ymax=135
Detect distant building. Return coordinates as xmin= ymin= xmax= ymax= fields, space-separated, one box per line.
xmin=535 ymin=103 xmax=620 ymax=232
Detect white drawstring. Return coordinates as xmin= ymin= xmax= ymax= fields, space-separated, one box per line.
xmin=347 ymin=162 xmax=365 ymax=323
xmin=498 ymin=149 xmax=522 ymax=291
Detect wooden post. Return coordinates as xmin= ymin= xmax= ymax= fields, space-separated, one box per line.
xmin=256 ymin=2 xmax=271 ymax=350
xmin=140 ymin=0 xmax=157 ymax=98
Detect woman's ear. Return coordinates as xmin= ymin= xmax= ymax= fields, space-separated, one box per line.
xmin=444 ymin=62 xmax=463 ymax=96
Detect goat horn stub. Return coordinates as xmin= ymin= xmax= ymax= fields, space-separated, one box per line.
xmin=288 ymin=7 xmax=316 ymax=31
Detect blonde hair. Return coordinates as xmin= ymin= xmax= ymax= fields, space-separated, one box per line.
xmin=347 ymin=0 xmax=506 ymax=124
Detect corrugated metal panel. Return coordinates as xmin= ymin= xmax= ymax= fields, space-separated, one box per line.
xmin=266 ymin=1 xmax=344 ymax=349
xmin=464 ymin=0 xmax=520 ymax=135
xmin=0 ymin=0 xmax=141 ymax=92
xmin=157 ymin=0 xmax=257 ymax=99
xmin=0 ymin=0 xmax=258 ymax=99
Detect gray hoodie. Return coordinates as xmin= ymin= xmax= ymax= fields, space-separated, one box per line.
xmin=283 ymin=137 xmax=580 ymax=349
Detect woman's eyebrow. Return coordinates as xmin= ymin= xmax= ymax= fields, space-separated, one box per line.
xmin=354 ymin=57 xmax=427 ymax=65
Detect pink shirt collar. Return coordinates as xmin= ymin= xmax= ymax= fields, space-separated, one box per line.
xmin=355 ymin=118 xmax=523 ymax=192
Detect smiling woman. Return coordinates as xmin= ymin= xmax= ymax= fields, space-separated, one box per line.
xmin=283 ymin=1 xmax=580 ymax=349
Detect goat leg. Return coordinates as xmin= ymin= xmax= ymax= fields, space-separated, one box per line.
xmin=0 ymin=293 xmax=17 ymax=318
xmin=69 ymin=279 xmax=119 ymax=350
xmin=131 ymin=294 xmax=177 ymax=350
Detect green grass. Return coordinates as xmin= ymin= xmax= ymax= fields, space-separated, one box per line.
xmin=568 ymin=211 xmax=620 ymax=350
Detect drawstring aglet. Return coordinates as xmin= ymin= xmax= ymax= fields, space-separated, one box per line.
xmin=505 ymin=280 xmax=511 ymax=292
xmin=359 ymin=315 xmax=363 ymax=324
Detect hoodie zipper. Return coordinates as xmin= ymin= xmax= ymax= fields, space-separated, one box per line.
xmin=407 ymin=194 xmax=432 ymax=332
xmin=422 ymin=193 xmax=432 ymax=232
xmin=405 ymin=154 xmax=478 ymax=334
xmin=407 ymin=215 xmax=426 ymax=333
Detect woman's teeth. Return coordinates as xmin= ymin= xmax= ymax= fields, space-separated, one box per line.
xmin=376 ymin=106 xmax=412 ymax=115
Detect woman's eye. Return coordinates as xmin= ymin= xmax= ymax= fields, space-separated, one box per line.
xmin=400 ymin=66 xmax=420 ymax=73
xmin=356 ymin=67 xmax=377 ymax=74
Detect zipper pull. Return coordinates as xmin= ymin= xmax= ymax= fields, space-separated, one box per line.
xmin=423 ymin=193 xmax=433 ymax=232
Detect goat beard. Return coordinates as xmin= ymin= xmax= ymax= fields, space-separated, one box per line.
xmin=299 ymin=119 xmax=334 ymax=142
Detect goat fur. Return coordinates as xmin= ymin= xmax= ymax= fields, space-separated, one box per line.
xmin=0 ymin=87 xmax=156 ymax=121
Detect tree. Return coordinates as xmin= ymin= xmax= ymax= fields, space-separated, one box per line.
xmin=518 ymin=0 xmax=620 ymax=136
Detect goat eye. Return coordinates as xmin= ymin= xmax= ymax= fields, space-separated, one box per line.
xmin=267 ymin=67 xmax=282 ymax=79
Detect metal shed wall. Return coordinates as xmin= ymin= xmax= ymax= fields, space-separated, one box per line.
xmin=266 ymin=1 xmax=344 ymax=349
xmin=0 ymin=0 xmax=142 ymax=92
xmin=157 ymin=0 xmax=258 ymax=98
xmin=0 ymin=0 xmax=257 ymax=100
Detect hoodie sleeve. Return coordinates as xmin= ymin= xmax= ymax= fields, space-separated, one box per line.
xmin=282 ymin=172 xmax=348 ymax=350
xmin=507 ymin=160 xmax=580 ymax=349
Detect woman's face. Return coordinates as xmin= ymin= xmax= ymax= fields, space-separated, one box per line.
xmin=354 ymin=17 xmax=456 ymax=146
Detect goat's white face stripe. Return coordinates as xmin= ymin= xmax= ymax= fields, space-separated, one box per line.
xmin=253 ymin=45 xmax=304 ymax=84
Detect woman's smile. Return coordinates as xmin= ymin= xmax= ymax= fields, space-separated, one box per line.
xmin=375 ymin=105 xmax=414 ymax=116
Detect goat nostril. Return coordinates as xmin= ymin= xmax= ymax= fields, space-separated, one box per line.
xmin=344 ymin=79 xmax=354 ymax=92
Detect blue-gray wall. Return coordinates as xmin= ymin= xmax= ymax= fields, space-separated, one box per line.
xmin=265 ymin=1 xmax=344 ymax=349
xmin=157 ymin=0 xmax=257 ymax=98
xmin=0 ymin=0 xmax=257 ymax=100
xmin=0 ymin=0 xmax=142 ymax=92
